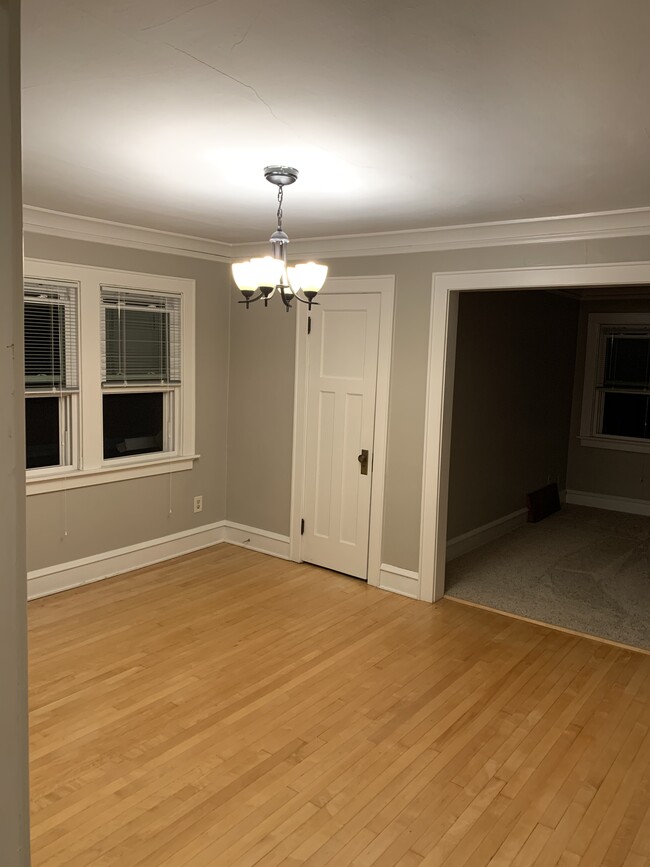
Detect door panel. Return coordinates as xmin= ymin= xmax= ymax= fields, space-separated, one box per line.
xmin=314 ymin=390 xmax=335 ymax=538
xmin=302 ymin=293 xmax=381 ymax=579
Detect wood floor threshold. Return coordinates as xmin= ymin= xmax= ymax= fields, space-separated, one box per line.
xmin=444 ymin=593 xmax=650 ymax=656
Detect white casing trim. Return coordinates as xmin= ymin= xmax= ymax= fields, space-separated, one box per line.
xmin=420 ymin=260 xmax=650 ymax=605
xmin=27 ymin=521 xmax=291 ymax=600
xmin=24 ymin=205 xmax=650 ymax=262
xmin=379 ymin=564 xmax=421 ymax=599
xmin=446 ymin=508 xmax=528 ymax=562
xmin=26 ymin=455 xmax=200 ymax=495
xmin=566 ymin=490 xmax=650 ymax=517
xmin=578 ymin=435 xmax=650 ymax=455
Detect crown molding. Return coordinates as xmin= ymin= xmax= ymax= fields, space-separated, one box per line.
xmin=23 ymin=204 xmax=650 ymax=264
xmin=23 ymin=206 xmax=233 ymax=263
xmin=232 ymin=206 xmax=650 ymax=260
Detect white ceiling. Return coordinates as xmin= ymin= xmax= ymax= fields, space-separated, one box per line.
xmin=21 ymin=0 xmax=650 ymax=244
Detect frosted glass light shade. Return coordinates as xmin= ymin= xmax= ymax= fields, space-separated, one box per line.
xmin=288 ymin=262 xmax=328 ymax=294
xmin=232 ymin=260 xmax=257 ymax=294
xmin=232 ymin=256 xmax=285 ymax=297
xmin=254 ymin=256 xmax=284 ymax=289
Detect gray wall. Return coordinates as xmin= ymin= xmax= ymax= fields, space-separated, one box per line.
xmin=227 ymin=236 xmax=650 ymax=573
xmin=0 ymin=0 xmax=31 ymax=862
xmin=567 ymin=296 xmax=650 ymax=501
xmin=226 ymin=299 xmax=295 ymax=534
xmin=447 ymin=290 xmax=579 ymax=539
xmin=23 ymin=229 xmax=650 ymax=575
xmin=24 ymin=234 xmax=231 ymax=571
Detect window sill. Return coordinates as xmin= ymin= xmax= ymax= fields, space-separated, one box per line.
xmin=578 ymin=435 xmax=650 ymax=455
xmin=26 ymin=454 xmax=200 ymax=496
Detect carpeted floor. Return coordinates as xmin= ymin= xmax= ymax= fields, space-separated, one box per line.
xmin=445 ymin=504 xmax=650 ymax=650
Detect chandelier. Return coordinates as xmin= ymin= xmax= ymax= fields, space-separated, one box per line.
xmin=231 ymin=166 xmax=328 ymax=311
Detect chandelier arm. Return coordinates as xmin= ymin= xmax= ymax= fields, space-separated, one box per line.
xmin=291 ymin=292 xmax=320 ymax=311
xmin=237 ymin=290 xmax=266 ymax=309
xmin=278 ymin=284 xmax=293 ymax=311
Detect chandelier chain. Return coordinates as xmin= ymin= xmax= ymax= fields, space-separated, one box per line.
xmin=277 ymin=186 xmax=283 ymax=230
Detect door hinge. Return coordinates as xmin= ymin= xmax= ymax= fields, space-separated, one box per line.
xmin=301 ymin=518 xmax=305 ymax=535
xmin=307 ymin=316 xmax=312 ymax=335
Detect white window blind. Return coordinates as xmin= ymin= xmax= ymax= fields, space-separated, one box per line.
xmin=100 ymin=287 xmax=182 ymax=385
xmin=24 ymin=279 xmax=79 ymax=392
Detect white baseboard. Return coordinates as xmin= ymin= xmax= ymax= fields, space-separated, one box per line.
xmin=379 ymin=564 xmax=421 ymax=599
xmin=27 ymin=521 xmax=227 ymax=600
xmin=222 ymin=522 xmax=291 ymax=560
xmin=446 ymin=507 xmax=528 ymax=562
xmin=27 ymin=520 xmax=291 ymax=600
xmin=566 ymin=489 xmax=650 ymax=517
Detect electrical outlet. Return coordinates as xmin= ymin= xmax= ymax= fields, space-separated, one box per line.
xmin=193 ymin=495 xmax=203 ymax=514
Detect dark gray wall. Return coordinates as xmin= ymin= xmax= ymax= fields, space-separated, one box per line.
xmin=0 ymin=0 xmax=31 ymax=862
xmin=447 ymin=290 xmax=580 ymax=538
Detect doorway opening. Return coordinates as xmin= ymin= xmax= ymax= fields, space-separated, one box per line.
xmin=444 ymin=287 xmax=650 ymax=650
xmin=420 ymin=262 xmax=650 ymax=652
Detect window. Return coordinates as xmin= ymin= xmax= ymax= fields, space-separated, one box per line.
xmin=25 ymin=261 xmax=196 ymax=495
xmin=24 ymin=280 xmax=78 ymax=470
xmin=580 ymin=313 xmax=650 ymax=453
xmin=100 ymin=287 xmax=181 ymax=461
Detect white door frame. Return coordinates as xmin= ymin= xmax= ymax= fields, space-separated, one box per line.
xmin=420 ymin=260 xmax=650 ymax=603
xmin=290 ymin=275 xmax=395 ymax=586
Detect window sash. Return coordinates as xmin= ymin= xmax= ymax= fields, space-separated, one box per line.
xmin=599 ymin=328 xmax=650 ymax=391
xmin=595 ymin=390 xmax=650 ymax=441
xmin=24 ymin=279 xmax=79 ymax=392
xmin=25 ymin=393 xmax=75 ymax=471
xmin=100 ymin=287 xmax=181 ymax=386
xmin=102 ymin=389 xmax=175 ymax=461
xmin=590 ymin=322 xmax=650 ymax=443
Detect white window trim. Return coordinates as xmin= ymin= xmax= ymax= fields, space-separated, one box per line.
xmin=24 ymin=259 xmax=198 ymax=495
xmin=579 ymin=311 xmax=650 ymax=455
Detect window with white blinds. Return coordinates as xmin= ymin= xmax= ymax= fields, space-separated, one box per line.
xmin=100 ymin=288 xmax=181 ymax=386
xmin=24 ymin=259 xmax=196 ymax=491
xmin=24 ymin=279 xmax=79 ymax=392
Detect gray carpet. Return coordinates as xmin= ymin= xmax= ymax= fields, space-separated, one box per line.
xmin=445 ymin=504 xmax=650 ymax=650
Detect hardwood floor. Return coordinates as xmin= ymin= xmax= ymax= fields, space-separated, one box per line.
xmin=29 ymin=544 xmax=650 ymax=866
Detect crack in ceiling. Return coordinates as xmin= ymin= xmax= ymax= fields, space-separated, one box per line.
xmin=20 ymin=0 xmax=650 ymax=242
xmin=229 ymin=9 xmax=261 ymax=54
xmin=139 ymin=0 xmax=222 ymax=33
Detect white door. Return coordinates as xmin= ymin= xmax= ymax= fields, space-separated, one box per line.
xmin=302 ymin=293 xmax=381 ymax=579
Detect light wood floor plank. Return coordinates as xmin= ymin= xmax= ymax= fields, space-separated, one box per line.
xmin=28 ymin=545 xmax=650 ymax=866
